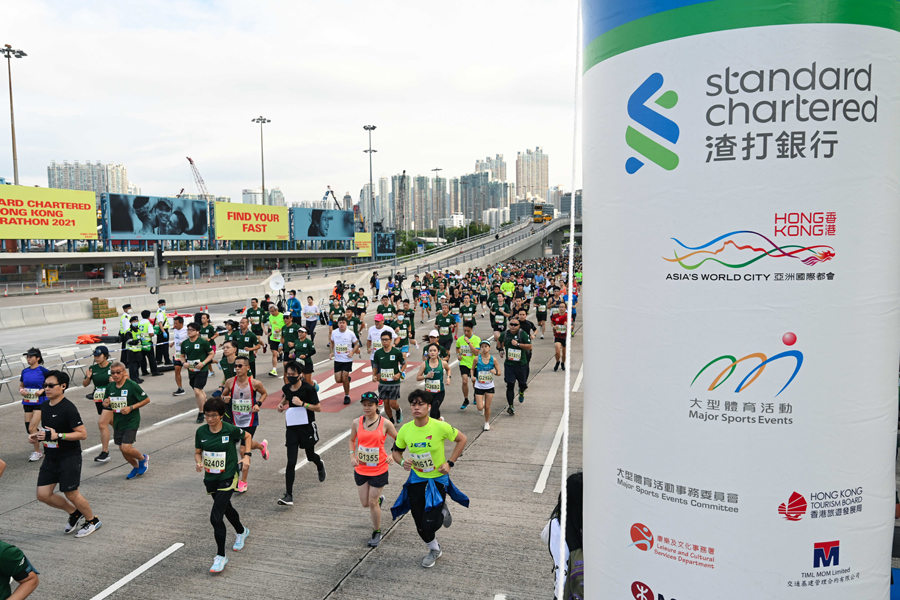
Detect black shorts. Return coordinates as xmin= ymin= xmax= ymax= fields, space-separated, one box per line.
xmin=95 ymin=402 xmax=105 ymax=416
xmin=240 ymin=425 xmax=257 ymax=449
xmin=492 ymin=324 xmax=506 ymax=332
xmin=205 ymin=473 xmax=238 ymax=494
xmin=459 ymin=365 xmax=471 ymax=377
xmin=188 ymin=370 xmax=209 ymax=390
xmin=536 ymin=312 xmax=547 ymax=322
xmin=439 ymin=339 xmax=452 ymax=352
xmin=114 ymin=428 xmax=138 ymax=446
xmin=286 ymin=422 xmax=319 ymax=449
xmin=554 ymin=336 xmax=567 ymax=348
xmin=354 ymin=470 xmax=389 ymax=488
xmin=334 ymin=361 xmax=353 ymax=373
xmin=37 ymin=453 xmax=82 ymax=492
xmin=378 ymin=383 xmax=401 ymax=400
xmin=479 ymin=295 xmax=487 ymax=302
xmin=269 ymin=339 xmax=281 ymax=351
xmin=22 ymin=403 xmax=42 ymax=413
xmin=474 ymin=386 xmax=495 ymax=396
xmin=173 ymin=360 xmax=183 ymax=367
xmin=504 ymin=363 xmax=528 ymax=389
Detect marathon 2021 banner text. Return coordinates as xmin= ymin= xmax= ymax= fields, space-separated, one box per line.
xmin=0 ymin=186 xmax=98 ymax=240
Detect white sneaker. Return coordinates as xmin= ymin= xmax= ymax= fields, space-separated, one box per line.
xmin=75 ymin=519 xmax=102 ymax=538
xmin=210 ymin=555 xmax=228 ymax=573
xmin=28 ymin=451 xmax=42 ymax=462
xmin=483 ymin=423 xmax=491 ymax=431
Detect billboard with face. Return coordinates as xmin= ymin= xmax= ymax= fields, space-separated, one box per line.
xmin=292 ymin=208 xmax=355 ymax=241
xmin=108 ymin=194 xmax=208 ymax=240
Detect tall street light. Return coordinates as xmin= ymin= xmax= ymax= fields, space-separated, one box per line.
xmin=2 ymin=44 xmax=27 ymax=185
xmin=251 ymin=116 xmax=270 ymax=206
xmin=363 ymin=125 xmax=376 ymax=243
xmin=431 ymin=167 xmax=442 ymax=242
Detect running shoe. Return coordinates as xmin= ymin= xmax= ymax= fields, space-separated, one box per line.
xmin=64 ymin=511 xmax=84 ymax=534
xmin=75 ymin=518 xmax=102 ymax=538
xmin=233 ymin=527 xmax=249 ymax=551
xmin=196 ymin=412 xmax=205 ymax=423
xmin=94 ymin=451 xmax=110 ymax=463
xmin=378 ymin=494 xmax=385 ymax=507
xmin=368 ymin=530 xmax=383 ymax=547
xmin=518 ymin=391 xmax=525 ymax=403
xmin=317 ymin=462 xmax=326 ymax=482
xmin=314 ymin=382 xmax=320 ymax=392
xmin=85 ymin=392 xmax=94 ymax=399
xmin=173 ymin=388 xmax=185 ymax=396
xmin=540 ymin=334 xmax=544 ymax=339
xmin=460 ymin=398 xmax=469 ymax=410
xmin=268 ymin=368 xmax=279 ymax=377
xmin=561 ymin=364 xmax=565 ymax=371
xmin=378 ymin=398 xmax=384 ymax=406
xmin=278 ymin=494 xmax=294 ymax=506
xmin=421 ymin=547 xmax=442 ymax=568
xmin=442 ymin=504 xmax=452 ymax=528
xmin=260 ymin=439 xmax=269 ymax=460
xmin=210 ymin=555 xmax=228 ymax=573
xmin=507 ymin=405 xmax=515 ymax=416
xmin=483 ymin=422 xmax=491 ymax=431
xmin=396 ymin=409 xmax=403 ymax=424
xmin=343 ymin=396 xmax=351 ymax=405
xmin=263 ymin=345 xmax=267 ymax=354
xmin=554 ymin=361 xmax=560 ymax=372
xmin=28 ymin=451 xmax=42 ymax=462
xmin=237 ymin=481 xmax=248 ymax=493
xmin=126 ymin=466 xmax=140 ymax=479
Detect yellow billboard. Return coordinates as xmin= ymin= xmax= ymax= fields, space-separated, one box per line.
xmin=0 ymin=186 xmax=97 ymax=240
xmin=214 ymin=203 xmax=288 ymax=240
xmin=355 ymin=232 xmax=371 ymax=257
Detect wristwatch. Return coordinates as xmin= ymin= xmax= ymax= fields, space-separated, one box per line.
xmin=447 ymin=460 xmax=455 ymax=468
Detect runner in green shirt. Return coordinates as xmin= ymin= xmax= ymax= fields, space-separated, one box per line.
xmin=459 ymin=295 xmax=477 ymax=327
xmin=372 ymin=331 xmax=406 ymax=424
xmin=344 ymin=307 xmax=365 ymax=341
xmin=394 ymin=308 xmax=417 ymax=360
xmin=182 ymin=322 xmax=216 ymax=423
xmin=434 ymin=304 xmax=454 ymax=353
xmin=102 ymin=361 xmax=151 ymax=479
xmin=417 ymin=344 xmax=450 ymax=419
xmin=490 ymin=298 xmax=511 ymax=334
xmin=328 ymin=298 xmax=344 ymax=329
xmin=454 ymin=322 xmax=481 ymax=410
xmin=281 ymin=313 xmax=301 ymax=361
xmin=194 ymin=397 xmax=251 ymax=573
xmin=83 ymin=346 xmax=113 ymax=462
xmin=246 ymin=299 xmax=265 ymax=337
xmin=234 ymin=318 xmax=262 ymax=377
xmin=291 ymin=327 xmax=318 ymax=386
xmin=534 ymin=293 xmax=549 ymax=339
xmin=0 ymin=540 xmax=39 ymax=599
xmin=377 ymin=296 xmax=396 ymax=321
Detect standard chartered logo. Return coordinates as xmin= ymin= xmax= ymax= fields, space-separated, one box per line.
xmin=626 ymin=73 xmax=679 ymax=174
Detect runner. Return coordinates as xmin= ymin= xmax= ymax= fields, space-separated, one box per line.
xmin=169 ymin=316 xmax=189 ymax=396
xmin=497 ymin=318 xmax=532 ymax=415
xmin=391 ymin=389 xmax=468 ymax=568
xmin=473 ymin=341 xmax=501 ymax=430
xmin=101 ymin=361 xmax=151 ymax=479
xmin=0 ymin=539 xmax=39 ymax=598
xmin=327 ymin=296 xmax=344 ymax=331
xmin=534 ymin=290 xmax=549 ymax=339
xmin=330 ymin=316 xmax=361 ymax=405
xmin=194 ymin=397 xmax=251 ymax=573
xmin=417 ymin=345 xmax=450 ymax=420
xmin=220 ymin=357 xmax=270 ymax=493
xmin=29 ymin=370 xmax=102 ymax=538
xmin=246 ymin=298 xmax=265 ymax=342
xmin=290 ymin=326 xmax=318 ymax=389
xmin=344 ymin=306 xmax=365 ymax=342
xmin=355 ymin=289 xmax=369 ymax=319
xmin=455 ymin=322 xmax=481 ymax=410
xmin=234 ymin=317 xmax=262 ymax=378
xmin=286 ymin=290 xmax=302 ymax=320
xmin=82 ymin=346 xmax=113 ymax=462
xmin=490 ymin=293 xmax=511 ymax=337
xmin=372 ymin=330 xmax=405 ymax=424
xmin=301 ymin=296 xmax=320 ymax=342
xmin=421 ymin=330 xmax=449 ymax=361
xmin=349 ymin=391 xmax=398 ymax=547
xmin=552 ymin=300 xmax=568 ymax=371
xmin=418 ymin=284 xmax=432 ymax=323
xmin=459 ymin=294 xmax=477 ymax=328
xmin=212 ymin=340 xmax=239 ymax=420
xmin=276 ymin=361 xmax=325 ymax=506
xmin=376 ymin=295 xmax=396 ymax=322
xmin=434 ymin=304 xmax=454 ymax=354
xmin=517 ymin=308 xmax=537 ymax=379
xmin=198 ymin=312 xmax=219 ymax=370
xmin=394 ymin=307 xmax=417 ymax=362
xmin=181 ymin=322 xmax=216 ymax=424
xmin=267 ymin=303 xmax=286 ymax=377
xmin=366 ymin=314 xmax=398 ymax=369
xmin=20 ymin=348 xmax=49 ymax=462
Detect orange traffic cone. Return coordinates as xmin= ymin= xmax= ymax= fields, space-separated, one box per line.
xmin=69 ymin=285 xmax=75 ymax=292
xmin=102 ymin=319 xmax=108 ymax=335
xmin=35 ymin=288 xmax=39 ymax=295
xmin=118 ymin=281 xmax=122 ymax=289
xmin=3 ymin=287 xmax=7 ymax=297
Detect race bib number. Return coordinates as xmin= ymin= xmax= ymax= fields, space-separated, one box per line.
xmin=425 ymin=379 xmax=442 ymax=393
xmin=249 ymin=316 xmax=260 ymax=325
xmin=202 ymin=451 xmax=226 ymax=474
xmin=93 ymin=388 xmax=106 ymax=402
xmin=335 ymin=344 xmax=349 ymax=354
xmin=200 ymin=333 xmax=209 ymax=341
xmin=439 ymin=327 xmax=449 ymax=336
xmin=358 ymin=445 xmax=380 ymax=467
xmin=551 ymin=307 xmax=558 ymax=315
xmin=554 ymin=324 xmax=566 ymax=334
xmin=477 ymin=370 xmax=492 ymax=384
xmin=43 ymin=439 xmax=58 ymax=449
xmin=188 ymin=360 xmax=203 ymax=371
xmin=380 ymin=368 xmax=395 ymax=382
xmin=451 ymin=307 xmax=460 ymax=315
xmin=22 ymin=388 xmax=41 ymax=403
xmin=174 ymin=352 xmax=184 ymax=362
xmin=270 ymin=330 xmax=282 ymax=342
xmin=507 ymin=348 xmax=522 ymax=362
xmin=409 ymin=451 xmax=435 ymax=473
xmin=348 ymin=300 xmax=356 ymax=307
xmin=238 ymin=349 xmax=250 ymax=358
xmin=460 ymin=344 xmax=473 ymax=356
xmin=109 ymin=396 xmax=128 ymax=412
xmin=495 ymin=315 xmax=505 ymax=323
xmin=232 ymin=396 xmax=252 ymax=414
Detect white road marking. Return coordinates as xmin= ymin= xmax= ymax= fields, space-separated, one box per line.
xmin=82 ymin=408 xmax=198 ymax=455
xmin=533 ymin=411 xmax=566 ymax=494
xmin=572 ymin=363 xmax=584 ymax=392
xmin=494 ymin=595 xmax=507 ymax=600
xmin=88 ymin=542 xmax=184 ymax=600
xmin=278 ymin=429 xmax=352 ymax=474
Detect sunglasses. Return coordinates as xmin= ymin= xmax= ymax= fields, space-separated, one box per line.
xmin=43 ymin=383 xmax=61 ymax=389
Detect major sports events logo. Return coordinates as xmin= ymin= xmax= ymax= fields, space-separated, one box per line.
xmin=814 ymin=541 xmax=840 ymax=568
xmin=626 ymin=73 xmax=679 ymax=174
xmin=778 ymin=491 xmax=808 ymax=521
xmin=664 ymin=230 xmax=835 ymax=270
xmin=629 ymin=523 xmax=654 ymax=551
xmin=691 ymin=333 xmax=803 ymax=397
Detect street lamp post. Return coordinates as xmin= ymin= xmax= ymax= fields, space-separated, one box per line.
xmin=2 ymin=44 xmax=27 ymax=185
xmin=251 ymin=116 xmax=270 ymax=208
xmin=363 ymin=125 xmax=377 ymax=250
xmin=431 ymin=167 xmax=442 ymax=243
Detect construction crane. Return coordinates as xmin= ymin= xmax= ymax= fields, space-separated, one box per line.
xmin=187 ymin=157 xmax=212 ymax=201
xmin=325 ymin=186 xmax=342 ymax=211
xmin=173 ymin=188 xmax=184 ymax=198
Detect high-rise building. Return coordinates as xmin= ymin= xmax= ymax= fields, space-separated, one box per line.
xmin=560 ymin=190 xmax=582 ymax=218
xmin=459 ymin=171 xmax=513 ymax=224
xmin=378 ymin=176 xmax=390 ymax=228
xmin=432 ymin=176 xmax=448 ymax=228
xmin=509 ymin=200 xmax=535 ymax=223
xmin=547 ymin=185 xmax=564 ymax=211
xmin=481 ymin=207 xmax=510 ymax=229
xmin=268 ymin=187 xmax=285 ymax=207
xmin=242 ymin=188 xmax=263 ymax=205
xmin=515 ymin=147 xmax=549 ymax=202
xmin=47 ymin=161 xmax=131 ymax=200
xmin=392 ymin=173 xmax=411 ymax=232
xmin=183 ymin=193 xmax=231 ymax=203
xmin=475 ymin=154 xmax=507 ymax=182
xmin=449 ymin=177 xmax=460 ymax=214
xmin=342 ymin=192 xmax=352 ymax=211
xmin=413 ymin=175 xmax=430 ymax=230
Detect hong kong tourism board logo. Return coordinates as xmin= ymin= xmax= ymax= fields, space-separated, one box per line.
xmin=626 ymin=73 xmax=679 ymax=174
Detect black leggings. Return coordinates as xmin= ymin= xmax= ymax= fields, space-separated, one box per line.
xmin=305 ymin=320 xmax=318 ymax=342
xmin=429 ymin=391 xmax=445 ymax=420
xmin=210 ymin=490 xmax=244 ymax=556
xmin=408 ymin=480 xmax=446 ymax=543
xmin=285 ymin=444 xmax=323 ymax=495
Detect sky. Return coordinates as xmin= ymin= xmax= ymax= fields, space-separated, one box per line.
xmin=2 ymin=0 xmax=581 ymax=204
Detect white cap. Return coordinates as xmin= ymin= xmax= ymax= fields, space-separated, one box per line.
xmin=429 ymin=329 xmax=439 ymax=337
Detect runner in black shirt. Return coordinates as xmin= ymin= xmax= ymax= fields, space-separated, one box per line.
xmin=29 ymin=371 xmax=102 ymax=538
xmin=276 ymin=362 xmax=325 ymax=506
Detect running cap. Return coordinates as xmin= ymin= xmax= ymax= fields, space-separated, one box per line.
xmin=298 ymin=327 xmax=307 ymax=333
xmin=374 ymin=314 xmax=384 ymax=322
xmin=350 ymin=284 xmax=356 ymax=288
xmin=92 ymin=346 xmax=110 ymax=356
xmin=360 ymin=391 xmax=378 ymax=403
xmin=480 ymin=341 xmax=491 ymax=347
xmin=429 ymin=329 xmax=439 ymax=337
xmin=24 ymin=348 xmax=42 ymax=358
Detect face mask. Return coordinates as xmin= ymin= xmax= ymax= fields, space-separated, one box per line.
xmin=131 ymin=324 xmax=139 ymax=330
xmin=287 ymin=376 xmax=300 ymax=384
xmin=397 ymin=315 xmax=404 ymax=321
